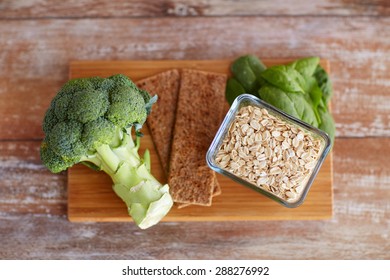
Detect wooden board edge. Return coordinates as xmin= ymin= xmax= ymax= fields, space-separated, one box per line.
xmin=68 ymin=213 xmax=333 ymax=223
xmin=69 ymin=58 xmax=330 ymax=75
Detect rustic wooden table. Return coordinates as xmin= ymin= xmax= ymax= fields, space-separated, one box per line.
xmin=0 ymin=1 xmax=389 ymax=259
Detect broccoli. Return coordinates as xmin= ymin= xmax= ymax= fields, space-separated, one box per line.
xmin=40 ymin=74 xmax=173 ymax=229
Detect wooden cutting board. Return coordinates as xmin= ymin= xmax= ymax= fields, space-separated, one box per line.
xmin=68 ymin=59 xmax=333 ymax=222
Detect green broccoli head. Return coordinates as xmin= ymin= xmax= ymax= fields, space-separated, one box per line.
xmin=41 ymin=74 xmax=152 ymax=173
xmin=41 ymin=74 xmax=174 ymax=230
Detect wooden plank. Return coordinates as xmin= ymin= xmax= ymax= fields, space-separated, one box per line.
xmin=0 ymin=0 xmax=389 ymax=18
xmin=0 ymin=209 xmax=388 ymax=259
xmin=0 ymin=138 xmax=388 ymax=259
xmin=0 ymin=141 xmax=66 ymax=215
xmin=333 ymin=138 xmax=390 ymax=222
xmin=67 ymin=59 xmax=333 ymax=222
xmin=0 ymin=17 xmax=389 ymax=140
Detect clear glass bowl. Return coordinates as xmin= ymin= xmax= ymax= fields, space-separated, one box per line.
xmin=206 ymin=94 xmax=332 ymax=208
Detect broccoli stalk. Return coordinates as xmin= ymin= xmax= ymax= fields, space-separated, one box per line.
xmin=82 ymin=127 xmax=172 ymax=229
xmin=40 ymin=74 xmax=173 ymax=229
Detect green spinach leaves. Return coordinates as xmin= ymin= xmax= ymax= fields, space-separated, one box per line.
xmin=226 ymin=55 xmax=335 ymax=143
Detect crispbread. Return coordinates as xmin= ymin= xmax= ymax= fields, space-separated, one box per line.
xmin=177 ymin=178 xmax=221 ymax=209
xmin=136 ymin=69 xmax=181 ymax=175
xmin=168 ymin=69 xmax=227 ymax=205
xmin=213 ymin=179 xmax=222 ymax=196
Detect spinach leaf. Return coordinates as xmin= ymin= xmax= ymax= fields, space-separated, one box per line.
xmin=318 ymin=107 xmax=335 ymax=143
xmin=225 ymin=77 xmax=246 ymax=105
xmin=247 ymin=54 xmax=267 ymax=77
xmin=314 ymin=65 xmax=332 ymax=105
xmin=290 ymin=57 xmax=320 ymax=79
xmin=231 ymin=55 xmax=266 ymax=94
xmin=258 ymin=85 xmax=319 ymax=127
xmin=260 ymin=65 xmax=306 ymax=94
xmin=305 ymin=76 xmax=323 ymax=125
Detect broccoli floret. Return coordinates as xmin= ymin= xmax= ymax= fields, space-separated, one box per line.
xmin=107 ymin=87 xmax=147 ymax=127
xmin=42 ymin=107 xmax=58 ymax=134
xmin=47 ymin=120 xmax=86 ymax=162
xmin=40 ymin=141 xmax=74 ymax=173
xmin=82 ymin=117 xmax=116 ymax=150
xmin=40 ymin=74 xmax=172 ymax=229
xmin=68 ymin=89 xmax=109 ymax=123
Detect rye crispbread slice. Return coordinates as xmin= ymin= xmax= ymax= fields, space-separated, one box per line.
xmin=136 ymin=69 xmax=181 ymax=175
xmin=168 ymin=69 xmax=227 ymax=206
xmin=177 ymin=179 xmax=221 ymax=209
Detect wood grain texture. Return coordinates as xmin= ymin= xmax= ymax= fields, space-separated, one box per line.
xmin=0 ymin=17 xmax=389 ymax=140
xmin=67 ymin=59 xmax=333 ymax=222
xmin=0 ymin=141 xmax=67 ymax=215
xmin=0 ymin=0 xmax=389 ymax=18
xmin=0 ymin=138 xmax=388 ymax=259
